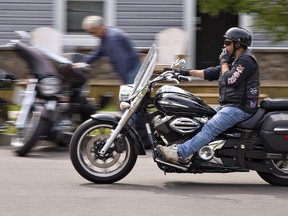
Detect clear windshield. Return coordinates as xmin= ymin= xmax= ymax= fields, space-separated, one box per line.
xmin=131 ymin=43 xmax=157 ymax=95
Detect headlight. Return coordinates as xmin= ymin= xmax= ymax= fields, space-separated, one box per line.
xmin=39 ymin=77 xmax=62 ymax=96
xmin=119 ymin=84 xmax=134 ymax=102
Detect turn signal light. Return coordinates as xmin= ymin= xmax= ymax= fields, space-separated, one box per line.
xmin=120 ymin=101 xmax=131 ymax=110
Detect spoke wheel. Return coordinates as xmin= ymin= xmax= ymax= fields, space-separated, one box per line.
xmin=70 ymin=119 xmax=137 ymax=184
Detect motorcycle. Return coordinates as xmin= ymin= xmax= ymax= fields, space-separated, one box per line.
xmin=69 ymin=43 xmax=288 ymax=186
xmin=7 ymin=31 xmax=110 ymax=156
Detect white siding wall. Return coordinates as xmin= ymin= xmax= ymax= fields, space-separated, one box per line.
xmin=0 ymin=0 xmax=53 ymax=44
xmin=0 ymin=1 xmax=286 ymax=48
xmin=240 ymin=14 xmax=288 ymax=48
xmin=252 ymin=32 xmax=288 ymax=47
xmin=116 ymin=0 xmax=185 ymax=47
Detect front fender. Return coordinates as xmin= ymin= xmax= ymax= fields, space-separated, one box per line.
xmin=91 ymin=113 xmax=121 ymax=124
xmin=90 ymin=113 xmax=146 ymax=155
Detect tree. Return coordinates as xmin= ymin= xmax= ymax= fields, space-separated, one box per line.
xmin=198 ymin=0 xmax=288 ymax=42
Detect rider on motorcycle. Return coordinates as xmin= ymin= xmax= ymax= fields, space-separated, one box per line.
xmin=157 ymin=27 xmax=260 ymax=164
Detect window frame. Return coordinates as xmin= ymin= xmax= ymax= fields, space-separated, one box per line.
xmin=53 ymin=0 xmax=115 ymax=48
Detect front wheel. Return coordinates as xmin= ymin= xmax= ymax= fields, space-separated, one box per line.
xmin=257 ymin=160 xmax=288 ymax=186
xmin=11 ymin=111 xmax=46 ymax=156
xmin=69 ymin=119 xmax=137 ymax=184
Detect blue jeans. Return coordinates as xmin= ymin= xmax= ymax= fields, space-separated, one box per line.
xmin=177 ymin=106 xmax=252 ymax=159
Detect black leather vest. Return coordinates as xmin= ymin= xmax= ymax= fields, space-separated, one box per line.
xmin=218 ymin=49 xmax=260 ymax=113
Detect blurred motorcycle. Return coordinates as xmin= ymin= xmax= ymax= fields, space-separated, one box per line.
xmin=5 ymin=31 xmax=110 ymax=156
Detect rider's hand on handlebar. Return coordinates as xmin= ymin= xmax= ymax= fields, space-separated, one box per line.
xmin=179 ymin=69 xmax=190 ymax=76
xmin=170 ymin=59 xmax=190 ymax=76
xmin=162 ymin=68 xmax=189 ymax=77
xmin=171 ymin=67 xmax=190 ymax=76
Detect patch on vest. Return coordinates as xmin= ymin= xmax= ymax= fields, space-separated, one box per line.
xmin=249 ymin=87 xmax=258 ymax=108
xmin=228 ymin=64 xmax=245 ymax=84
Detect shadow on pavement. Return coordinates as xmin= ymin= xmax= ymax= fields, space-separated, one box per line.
xmin=79 ymin=181 xmax=287 ymax=199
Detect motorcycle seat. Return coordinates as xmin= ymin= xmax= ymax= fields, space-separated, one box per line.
xmin=260 ymin=98 xmax=288 ymax=111
xmin=235 ymin=107 xmax=266 ymax=129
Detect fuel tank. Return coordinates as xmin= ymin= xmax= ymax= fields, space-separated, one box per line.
xmin=154 ymin=85 xmax=216 ymax=117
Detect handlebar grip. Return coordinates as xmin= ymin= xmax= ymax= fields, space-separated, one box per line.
xmin=178 ymin=75 xmax=193 ymax=82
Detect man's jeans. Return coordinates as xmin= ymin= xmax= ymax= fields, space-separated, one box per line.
xmin=177 ymin=106 xmax=252 ymax=159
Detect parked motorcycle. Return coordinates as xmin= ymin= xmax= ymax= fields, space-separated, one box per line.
xmin=69 ymin=43 xmax=288 ymax=186
xmin=6 ymin=32 xmax=110 ymax=156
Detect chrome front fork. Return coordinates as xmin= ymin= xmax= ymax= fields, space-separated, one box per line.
xmin=99 ymin=92 xmax=144 ymax=156
xmin=99 ymin=107 xmax=134 ymax=156
xmin=14 ymin=80 xmax=37 ymax=128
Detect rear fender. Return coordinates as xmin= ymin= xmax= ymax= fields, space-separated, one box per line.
xmin=91 ymin=113 xmax=146 ymax=155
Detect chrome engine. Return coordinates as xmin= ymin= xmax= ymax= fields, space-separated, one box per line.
xmin=152 ymin=115 xmax=207 ymax=135
xmin=153 ymin=114 xmax=226 ymax=164
xmin=152 ymin=115 xmax=207 ymax=145
xmin=198 ymin=140 xmax=226 ymax=164
xmin=169 ymin=117 xmax=201 ymax=134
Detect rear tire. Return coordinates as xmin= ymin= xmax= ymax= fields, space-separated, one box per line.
xmin=11 ymin=111 xmax=46 ymax=156
xmin=70 ymin=119 xmax=137 ymax=184
xmin=257 ymin=160 xmax=288 ymax=186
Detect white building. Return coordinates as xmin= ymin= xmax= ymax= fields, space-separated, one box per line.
xmin=0 ymin=0 xmax=287 ymax=68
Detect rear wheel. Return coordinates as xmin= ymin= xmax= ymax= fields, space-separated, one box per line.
xmin=257 ymin=160 xmax=288 ymax=186
xmin=70 ymin=119 xmax=137 ymax=184
xmin=11 ymin=111 xmax=46 ymax=156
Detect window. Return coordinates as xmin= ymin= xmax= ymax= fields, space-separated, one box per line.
xmin=67 ymin=1 xmax=104 ymax=33
xmin=54 ymin=0 xmax=115 ymax=48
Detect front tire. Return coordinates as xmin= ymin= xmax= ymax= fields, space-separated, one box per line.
xmin=69 ymin=119 xmax=137 ymax=184
xmin=11 ymin=111 xmax=46 ymax=156
xmin=257 ymin=160 xmax=288 ymax=186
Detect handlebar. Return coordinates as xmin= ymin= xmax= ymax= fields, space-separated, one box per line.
xmin=152 ymin=70 xmax=193 ymax=86
xmin=159 ymin=69 xmax=193 ymax=82
xmin=177 ymin=75 xmax=193 ymax=82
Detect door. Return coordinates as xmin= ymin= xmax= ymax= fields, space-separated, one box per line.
xmin=196 ymin=6 xmax=238 ymax=69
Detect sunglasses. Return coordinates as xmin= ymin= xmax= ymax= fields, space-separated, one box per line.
xmin=224 ymin=40 xmax=233 ymax=46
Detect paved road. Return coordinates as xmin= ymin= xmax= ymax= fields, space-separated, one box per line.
xmin=0 ymin=137 xmax=288 ymax=216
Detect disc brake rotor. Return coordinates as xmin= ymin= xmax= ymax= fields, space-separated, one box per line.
xmin=85 ymin=134 xmax=121 ymax=168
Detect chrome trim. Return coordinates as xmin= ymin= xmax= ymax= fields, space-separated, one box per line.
xmin=169 ymin=117 xmax=200 ymax=134
xmin=158 ymin=100 xmax=188 ymax=108
xmin=274 ymin=128 xmax=288 ymax=134
xmin=198 ymin=145 xmax=214 ymax=161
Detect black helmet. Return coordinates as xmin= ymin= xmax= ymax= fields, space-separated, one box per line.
xmin=224 ymin=27 xmax=252 ymax=47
